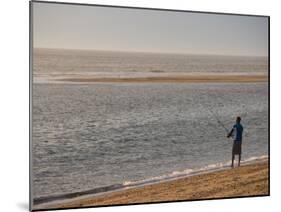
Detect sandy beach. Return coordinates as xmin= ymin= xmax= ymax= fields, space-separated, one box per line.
xmin=56 ymin=74 xmax=267 ymax=83
xmin=37 ymin=160 xmax=268 ymax=210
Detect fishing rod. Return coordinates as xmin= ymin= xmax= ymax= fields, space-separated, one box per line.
xmin=204 ymin=105 xmax=229 ymax=134
xmin=198 ymin=92 xmax=230 ymax=135
xmin=200 ymin=90 xmax=232 ymax=136
xmin=200 ymin=92 xmax=250 ymax=140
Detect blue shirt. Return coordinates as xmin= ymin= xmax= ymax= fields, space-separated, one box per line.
xmin=232 ymin=123 xmax=243 ymax=144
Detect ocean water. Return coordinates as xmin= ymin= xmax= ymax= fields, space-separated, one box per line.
xmin=32 ymin=49 xmax=268 ymax=204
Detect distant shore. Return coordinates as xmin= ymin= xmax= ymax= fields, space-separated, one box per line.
xmin=55 ymin=74 xmax=267 ymax=83
xmin=37 ymin=160 xmax=268 ymax=210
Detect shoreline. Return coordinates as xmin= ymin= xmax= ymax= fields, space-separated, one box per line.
xmin=55 ymin=74 xmax=267 ymax=83
xmin=34 ymin=159 xmax=269 ymax=210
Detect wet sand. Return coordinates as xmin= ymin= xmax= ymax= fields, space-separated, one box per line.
xmin=57 ymin=74 xmax=267 ymax=83
xmin=39 ymin=160 xmax=268 ymax=210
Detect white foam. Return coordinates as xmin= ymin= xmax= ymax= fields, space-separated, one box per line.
xmin=123 ymin=155 xmax=268 ymax=187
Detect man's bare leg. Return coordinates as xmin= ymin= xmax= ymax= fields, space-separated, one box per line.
xmin=238 ymin=154 xmax=241 ymax=167
xmin=231 ymin=154 xmax=235 ymax=168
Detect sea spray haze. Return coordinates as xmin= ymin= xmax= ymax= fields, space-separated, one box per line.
xmin=33 ymin=48 xmax=268 ymax=84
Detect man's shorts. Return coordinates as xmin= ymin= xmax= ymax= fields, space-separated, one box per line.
xmin=232 ymin=142 xmax=242 ymax=155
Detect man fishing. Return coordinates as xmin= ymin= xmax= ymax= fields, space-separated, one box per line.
xmin=227 ymin=116 xmax=243 ymax=168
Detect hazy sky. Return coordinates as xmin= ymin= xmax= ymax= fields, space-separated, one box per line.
xmin=33 ymin=2 xmax=268 ymax=56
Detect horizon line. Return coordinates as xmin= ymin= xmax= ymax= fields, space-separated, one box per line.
xmin=33 ymin=46 xmax=268 ymax=58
